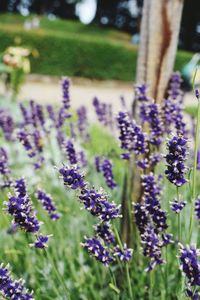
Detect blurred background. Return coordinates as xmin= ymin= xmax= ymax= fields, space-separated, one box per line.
xmin=0 ymin=0 xmax=200 ymax=107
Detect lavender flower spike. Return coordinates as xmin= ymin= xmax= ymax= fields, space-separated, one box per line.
xmin=62 ymin=77 xmax=70 ymax=109
xmin=114 ymin=244 xmax=133 ymax=262
xmin=59 ymin=165 xmax=86 ymax=190
xmin=165 ymin=135 xmax=188 ymax=187
xmin=36 ymin=189 xmax=60 ymax=220
xmin=179 ymin=244 xmax=200 ymax=286
xmin=65 ymin=139 xmax=77 ymax=165
xmin=0 ymin=263 xmax=34 ymax=299
xmin=81 ymin=236 xmax=113 ymax=266
xmin=101 ymin=159 xmax=117 ymax=189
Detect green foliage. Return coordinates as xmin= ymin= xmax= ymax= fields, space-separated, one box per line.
xmin=0 ymin=13 xmax=193 ymax=81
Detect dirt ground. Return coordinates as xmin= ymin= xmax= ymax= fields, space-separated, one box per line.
xmin=0 ymin=74 xmax=196 ymax=118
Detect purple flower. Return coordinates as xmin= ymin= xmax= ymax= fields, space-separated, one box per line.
xmin=136 ymin=158 xmax=149 ymax=170
xmin=149 ymin=153 xmax=161 ymax=166
xmin=33 ymin=129 xmax=43 ymax=153
xmin=114 ymin=244 xmax=133 ymax=262
xmin=0 ymin=263 xmax=34 ymax=299
xmin=117 ymin=111 xmax=147 ymax=158
xmin=33 ymin=235 xmax=50 ymax=249
xmin=179 ymin=244 xmax=200 ymax=286
xmin=161 ymin=233 xmax=173 ymax=246
xmin=64 ymin=140 xmax=77 ymax=165
xmin=82 ymin=237 xmax=113 ymax=266
xmin=141 ymin=226 xmax=164 ymax=272
xmin=19 ymin=103 xmax=30 ymax=125
xmin=95 ymin=156 xmax=102 ymax=172
xmin=79 ymin=188 xmax=121 ymax=221
xmin=94 ymin=223 xmax=115 ymax=244
xmin=46 ymin=105 xmax=56 ymax=125
xmin=146 ymin=103 xmax=164 ymax=146
xmin=59 ymin=165 xmax=86 ymax=190
xmin=0 ymin=109 xmax=14 ymax=141
xmin=36 ymin=189 xmax=60 ymax=220
xmin=35 ymin=104 xmax=45 ymax=128
xmin=14 ymin=178 xmax=27 ymax=198
xmin=77 ymin=106 xmax=90 ymax=141
xmin=78 ymin=151 xmax=88 ymax=168
xmin=93 ymin=97 xmax=111 ymax=127
xmin=165 ymin=135 xmax=188 ymax=187
xmin=195 ymin=197 xmax=200 ymax=219
xmin=6 ymin=194 xmax=41 ymax=233
xmin=170 ymin=199 xmax=186 ymax=214
xmin=134 ymin=203 xmax=149 ymax=234
xmin=0 ymin=147 xmax=10 ymax=175
xmin=186 ymin=288 xmax=199 ymax=300
xmin=135 ymin=84 xmax=150 ymax=102
xmin=101 ymin=159 xmax=117 ymax=189
xmin=195 ymin=89 xmax=199 ymax=100
xmin=62 ymin=77 xmax=70 ymax=110
xmin=6 ymin=179 xmax=41 ymax=234
xmin=17 ymin=129 xmax=35 ymax=158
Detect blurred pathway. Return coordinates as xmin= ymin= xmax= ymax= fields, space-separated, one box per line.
xmin=18 ymin=75 xmax=134 ymax=119
xmin=0 ymin=75 xmax=195 ymax=116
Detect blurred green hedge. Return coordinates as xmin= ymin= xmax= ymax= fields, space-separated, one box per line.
xmin=0 ymin=14 xmax=193 ymax=81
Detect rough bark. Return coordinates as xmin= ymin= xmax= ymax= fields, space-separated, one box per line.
xmin=136 ymin=0 xmax=184 ymax=103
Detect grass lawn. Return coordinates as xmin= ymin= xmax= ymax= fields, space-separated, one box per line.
xmin=0 ymin=13 xmax=194 ymax=81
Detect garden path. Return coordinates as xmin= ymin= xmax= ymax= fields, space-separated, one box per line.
xmin=1 ymin=75 xmax=195 ymax=117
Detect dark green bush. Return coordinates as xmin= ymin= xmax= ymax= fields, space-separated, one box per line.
xmin=0 ymin=13 xmax=193 ymax=81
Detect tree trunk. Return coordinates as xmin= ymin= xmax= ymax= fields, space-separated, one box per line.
xmin=136 ymin=0 xmax=184 ymax=103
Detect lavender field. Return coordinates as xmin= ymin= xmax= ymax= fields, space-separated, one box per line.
xmin=0 ymin=73 xmax=200 ymax=299
xmin=0 ymin=1 xmax=200 ymax=299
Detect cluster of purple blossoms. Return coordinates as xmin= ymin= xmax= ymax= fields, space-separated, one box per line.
xmin=64 ymin=139 xmax=77 ymax=165
xmin=195 ymin=197 xmax=200 ymax=219
xmin=5 ymin=178 xmax=49 ymax=249
xmin=82 ymin=237 xmax=113 ymax=266
xmin=59 ymin=165 xmax=86 ymax=190
xmin=114 ymin=244 xmax=133 ymax=262
xmin=95 ymin=156 xmax=102 ymax=172
xmin=101 ymin=159 xmax=117 ymax=189
xmin=79 ymin=188 xmax=120 ymax=221
xmin=135 ymin=84 xmax=150 ymax=102
xmin=0 ymin=263 xmax=34 ymax=299
xmin=179 ymin=244 xmax=200 ymax=286
xmin=142 ymin=173 xmax=167 ymax=232
xmin=0 ymin=109 xmax=14 ymax=141
xmin=17 ymin=128 xmax=44 ymax=169
xmin=6 ymin=179 xmax=41 ymax=234
xmin=77 ymin=106 xmax=90 ymax=142
xmin=0 ymin=147 xmax=10 ymax=177
xmin=117 ymin=111 xmax=147 ymax=159
xmin=32 ymin=235 xmax=50 ymax=249
xmin=134 ymin=173 xmax=170 ymax=271
xmin=165 ymin=135 xmax=188 ymax=187
xmin=146 ymin=103 xmax=164 ymax=146
xmin=17 ymin=129 xmax=35 ymax=158
xmin=163 ymin=73 xmax=186 ymax=136
xmin=59 ymin=166 xmax=132 ymax=265
xmin=94 ymin=223 xmax=115 ymax=244
xmin=170 ymin=199 xmax=186 ymax=214
xmin=61 ymin=77 xmax=70 ymax=110
xmin=36 ymin=189 xmax=60 ymax=220
xmin=78 ymin=150 xmax=88 ymax=168
xmin=94 ymin=156 xmax=117 ymax=189
xmin=93 ymin=97 xmax=113 ymax=128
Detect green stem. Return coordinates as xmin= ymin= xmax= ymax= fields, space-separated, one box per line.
xmin=189 ymin=98 xmax=200 ymax=242
xmin=45 ymin=249 xmax=70 ymax=299
xmin=149 ymin=270 xmax=154 ymax=300
xmin=176 ymin=187 xmax=181 ymax=241
xmin=113 ymin=227 xmax=133 ymax=299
